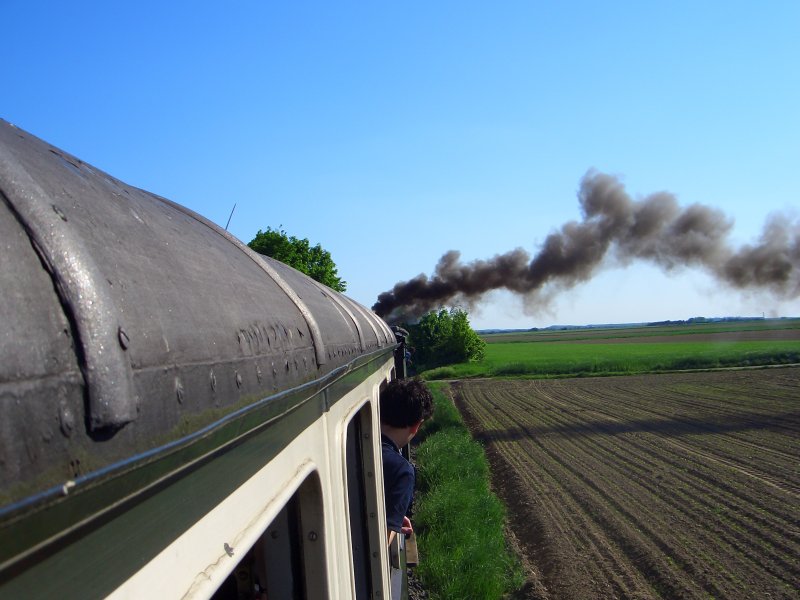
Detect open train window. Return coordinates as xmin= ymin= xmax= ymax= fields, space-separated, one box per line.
xmin=345 ymin=402 xmax=383 ymax=600
xmin=211 ymin=473 xmax=328 ymax=600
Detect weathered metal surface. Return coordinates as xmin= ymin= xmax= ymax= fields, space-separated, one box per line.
xmin=0 ymin=119 xmax=394 ymax=517
xmin=0 ymin=137 xmax=137 ymax=431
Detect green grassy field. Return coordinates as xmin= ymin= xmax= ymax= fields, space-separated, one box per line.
xmin=480 ymin=318 xmax=800 ymax=344
xmin=421 ymin=320 xmax=800 ymax=379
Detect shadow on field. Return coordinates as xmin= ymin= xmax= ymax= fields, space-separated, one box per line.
xmin=470 ymin=409 xmax=800 ymax=442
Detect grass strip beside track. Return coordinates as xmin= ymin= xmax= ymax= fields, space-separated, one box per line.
xmin=412 ymin=382 xmax=524 ymax=599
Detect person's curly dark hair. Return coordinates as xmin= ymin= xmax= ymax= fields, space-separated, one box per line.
xmin=380 ymin=377 xmax=434 ymax=428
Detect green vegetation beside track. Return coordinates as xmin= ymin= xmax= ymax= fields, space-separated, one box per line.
xmin=412 ymin=382 xmax=524 ymax=599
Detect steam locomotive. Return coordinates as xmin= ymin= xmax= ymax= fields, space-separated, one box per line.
xmin=0 ymin=120 xmax=408 ymax=599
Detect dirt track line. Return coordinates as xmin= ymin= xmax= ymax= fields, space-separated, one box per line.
xmin=546 ymin=376 xmax=800 ymax=453
xmin=462 ymin=387 xmax=725 ymax=597
xmin=656 ymin=434 xmax=800 ymax=500
xmin=458 ymin=386 xmax=638 ymax=595
xmin=461 ymin=395 xmax=658 ymax=598
xmin=476 ymin=406 xmax=721 ymax=598
xmin=543 ymin=386 xmax=800 ymax=500
xmin=515 ymin=400 xmax=800 ymax=576
xmin=522 ymin=377 xmax=800 ymax=498
xmin=585 ymin=387 xmax=800 ymax=465
xmin=503 ymin=413 xmax=781 ymax=596
xmin=516 ymin=385 xmax=800 ymax=538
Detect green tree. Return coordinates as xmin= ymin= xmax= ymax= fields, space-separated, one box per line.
xmin=248 ymin=227 xmax=346 ymax=292
xmin=408 ymin=308 xmax=485 ymax=370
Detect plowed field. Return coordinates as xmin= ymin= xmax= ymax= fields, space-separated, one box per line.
xmin=453 ymin=367 xmax=800 ymax=599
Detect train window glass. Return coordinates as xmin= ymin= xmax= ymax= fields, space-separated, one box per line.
xmin=345 ymin=403 xmax=382 ymax=600
xmin=211 ymin=473 xmax=328 ymax=600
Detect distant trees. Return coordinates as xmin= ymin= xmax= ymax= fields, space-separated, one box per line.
xmin=248 ymin=227 xmax=346 ymax=292
xmin=408 ymin=308 xmax=486 ymax=370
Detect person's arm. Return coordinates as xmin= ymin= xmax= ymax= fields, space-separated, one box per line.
xmin=386 ymin=516 xmax=413 ymax=545
xmin=384 ymin=460 xmax=414 ymax=542
xmin=401 ymin=515 xmax=413 ymax=537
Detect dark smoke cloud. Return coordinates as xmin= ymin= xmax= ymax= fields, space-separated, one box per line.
xmin=373 ymin=171 xmax=800 ymax=323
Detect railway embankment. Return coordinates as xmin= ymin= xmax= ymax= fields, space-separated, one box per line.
xmin=409 ymin=382 xmax=528 ymax=599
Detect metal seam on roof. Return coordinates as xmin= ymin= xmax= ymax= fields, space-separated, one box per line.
xmin=154 ymin=196 xmax=327 ymax=366
xmin=0 ymin=141 xmax=138 ymax=430
xmin=339 ymin=292 xmax=385 ymax=346
xmin=310 ymin=279 xmax=366 ymax=352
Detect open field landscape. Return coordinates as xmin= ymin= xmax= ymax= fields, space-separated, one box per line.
xmin=451 ymin=367 xmax=800 ymax=599
xmin=423 ymin=319 xmax=800 ymax=379
xmin=480 ymin=319 xmax=800 ymax=345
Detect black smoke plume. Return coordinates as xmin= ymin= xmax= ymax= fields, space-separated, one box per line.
xmin=373 ymin=171 xmax=800 ymax=323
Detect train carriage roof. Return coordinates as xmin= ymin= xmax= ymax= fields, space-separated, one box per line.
xmin=0 ymin=119 xmax=395 ymax=518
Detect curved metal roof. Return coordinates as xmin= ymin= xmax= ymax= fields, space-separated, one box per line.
xmin=0 ymin=119 xmax=395 ymax=510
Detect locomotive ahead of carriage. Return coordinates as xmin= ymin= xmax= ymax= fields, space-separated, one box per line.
xmin=0 ymin=120 xmax=408 ymax=599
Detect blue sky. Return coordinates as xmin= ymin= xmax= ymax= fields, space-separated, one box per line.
xmin=5 ymin=1 xmax=799 ymax=328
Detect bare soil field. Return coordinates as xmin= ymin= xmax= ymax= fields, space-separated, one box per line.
xmin=452 ymin=367 xmax=800 ymax=599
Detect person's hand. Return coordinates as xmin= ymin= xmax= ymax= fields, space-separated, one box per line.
xmin=401 ymin=516 xmax=413 ymax=538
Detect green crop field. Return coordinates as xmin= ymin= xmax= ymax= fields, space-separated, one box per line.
xmin=480 ymin=318 xmax=800 ymax=344
xmin=421 ymin=319 xmax=800 ymax=379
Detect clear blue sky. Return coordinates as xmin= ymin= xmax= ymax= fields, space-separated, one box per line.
xmin=5 ymin=1 xmax=799 ymax=328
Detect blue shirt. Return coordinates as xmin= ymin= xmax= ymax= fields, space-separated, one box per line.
xmin=381 ymin=434 xmax=415 ymax=533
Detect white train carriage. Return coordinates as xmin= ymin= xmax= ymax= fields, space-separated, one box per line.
xmin=0 ymin=119 xmax=407 ymax=599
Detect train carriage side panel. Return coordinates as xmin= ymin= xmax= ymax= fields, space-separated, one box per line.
xmin=108 ymin=358 xmax=394 ymax=599
xmin=0 ymin=119 xmax=399 ymax=599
